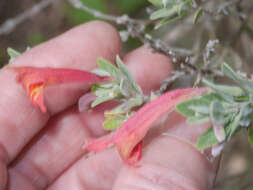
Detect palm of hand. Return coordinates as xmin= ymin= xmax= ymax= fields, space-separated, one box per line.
xmin=0 ymin=21 xmax=218 ymax=190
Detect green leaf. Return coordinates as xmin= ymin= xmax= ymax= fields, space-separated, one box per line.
xmin=202 ymin=79 xmax=244 ymax=97
xmin=103 ymin=116 xmax=125 ymax=130
xmin=176 ymin=98 xmax=208 ymax=117
xmin=226 ymin=111 xmax=242 ymax=138
xmin=197 ymin=127 xmax=219 ymax=150
xmin=154 ymin=17 xmax=178 ymax=29
xmin=193 ymin=8 xmax=203 ymax=24
xmin=148 ymin=0 xmax=163 ymax=7
xmin=222 ymin=63 xmax=253 ymax=94
xmin=186 ymin=115 xmax=209 ymax=124
xmin=116 ymin=55 xmax=142 ymax=95
xmin=176 ymin=93 xmax=221 ymax=117
xmin=7 ymin=47 xmax=21 ymax=62
xmin=150 ymin=7 xmax=177 ymax=20
xmin=202 ymin=79 xmax=244 ymax=102
xmin=239 ymin=103 xmax=252 ymax=127
xmin=91 ymin=85 xmax=122 ymax=107
xmin=210 ymin=101 xmax=226 ymax=142
xmin=97 ymin=57 xmax=122 ymax=81
xmin=210 ymin=101 xmax=226 ymax=124
xmin=105 ymin=97 xmax=143 ymax=117
xmin=92 ymin=68 xmax=111 ymax=77
xmin=91 ymin=96 xmax=114 ymax=108
xmin=248 ymin=127 xmax=253 ymax=147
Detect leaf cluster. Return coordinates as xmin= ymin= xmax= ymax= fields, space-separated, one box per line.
xmin=176 ymin=63 xmax=253 ymax=153
xmin=148 ymin=0 xmax=202 ymax=28
xmin=91 ymin=55 xmax=144 ymax=130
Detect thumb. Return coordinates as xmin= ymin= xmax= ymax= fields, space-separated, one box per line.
xmin=112 ymin=112 xmax=220 ymax=190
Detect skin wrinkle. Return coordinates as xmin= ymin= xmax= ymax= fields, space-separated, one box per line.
xmin=13 ymin=159 xmax=50 ymax=190
xmin=11 ymin=109 xmax=91 ymax=188
xmin=0 ymin=141 xmax=10 ymax=164
xmin=113 ymin=135 xmax=216 ymax=190
xmin=135 ymin=163 xmax=203 ymax=190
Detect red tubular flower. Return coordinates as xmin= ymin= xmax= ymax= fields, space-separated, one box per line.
xmin=12 ymin=66 xmax=106 ymax=112
xmin=86 ymin=88 xmax=208 ymax=166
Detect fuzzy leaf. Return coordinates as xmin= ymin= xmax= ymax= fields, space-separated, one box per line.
xmin=97 ymin=57 xmax=121 ymax=81
xmin=222 ymin=63 xmax=253 ymax=94
xmin=197 ymin=127 xmax=219 ymax=149
xmin=7 ymin=47 xmax=21 ymax=62
xmin=105 ymin=97 xmax=143 ymax=117
xmin=239 ymin=103 xmax=253 ymax=127
xmin=176 ymin=93 xmax=220 ymax=117
xmin=150 ymin=7 xmax=177 ymax=20
xmin=116 ymin=55 xmax=142 ymax=95
xmin=202 ymin=79 xmax=245 ymax=102
xmin=91 ymin=96 xmax=114 ymax=108
xmin=103 ymin=116 xmax=125 ymax=130
xmin=226 ymin=111 xmax=242 ymax=138
xmin=210 ymin=101 xmax=226 ymax=142
xmin=92 ymin=68 xmax=111 ymax=77
xmin=210 ymin=101 xmax=225 ymax=124
xmin=186 ymin=115 xmax=209 ymax=124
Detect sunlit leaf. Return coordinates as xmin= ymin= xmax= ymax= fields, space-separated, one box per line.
xmin=97 ymin=57 xmax=121 ymax=81
xmin=7 ymin=47 xmax=21 ymax=62
xmin=193 ymin=7 xmax=203 ymax=24
xmin=103 ymin=116 xmax=125 ymax=130
xmin=197 ymin=127 xmax=219 ymax=149
xmin=116 ymin=55 xmax=142 ymax=95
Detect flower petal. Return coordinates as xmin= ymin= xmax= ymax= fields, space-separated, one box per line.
xmin=11 ymin=66 xmax=106 ymax=112
xmin=86 ymin=88 xmax=208 ymax=165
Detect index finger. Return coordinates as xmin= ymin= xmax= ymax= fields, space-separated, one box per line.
xmin=0 ymin=21 xmax=121 ymax=163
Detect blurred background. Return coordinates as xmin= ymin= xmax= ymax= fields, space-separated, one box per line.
xmin=0 ymin=0 xmax=253 ymax=189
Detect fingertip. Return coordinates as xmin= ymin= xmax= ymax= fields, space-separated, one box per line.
xmin=113 ymin=135 xmax=218 ymax=190
xmin=12 ymin=21 xmax=122 ymax=69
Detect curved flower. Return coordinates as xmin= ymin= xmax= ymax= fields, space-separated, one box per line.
xmin=12 ymin=66 xmax=106 ymax=112
xmin=86 ymin=88 xmax=208 ymax=166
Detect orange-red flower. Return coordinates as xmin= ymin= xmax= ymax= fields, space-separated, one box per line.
xmin=12 ymin=66 xmax=106 ymax=112
xmin=86 ymin=88 xmax=208 ymax=166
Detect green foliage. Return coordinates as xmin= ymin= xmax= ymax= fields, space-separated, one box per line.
xmin=196 ymin=127 xmax=219 ymax=149
xmin=249 ymin=127 xmax=253 ymax=147
xmin=91 ymin=55 xmax=144 ymax=130
xmin=193 ymin=8 xmax=203 ymax=24
xmin=148 ymin=0 xmax=163 ymax=7
xmin=149 ymin=0 xmax=192 ymax=29
xmin=222 ymin=63 xmax=253 ymax=95
xmin=177 ymin=63 xmax=253 ymax=153
xmin=7 ymin=47 xmax=21 ymax=62
xmin=103 ymin=115 xmax=125 ymax=130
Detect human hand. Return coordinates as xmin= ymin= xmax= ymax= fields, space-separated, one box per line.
xmin=0 ymin=21 xmax=219 ymax=190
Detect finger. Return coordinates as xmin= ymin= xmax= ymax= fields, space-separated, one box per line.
xmin=9 ymin=46 xmax=173 ymax=190
xmin=112 ymin=114 xmax=219 ymax=190
xmin=0 ymin=21 xmax=121 ymax=165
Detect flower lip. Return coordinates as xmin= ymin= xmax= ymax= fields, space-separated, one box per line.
xmin=11 ymin=66 xmax=107 ymax=112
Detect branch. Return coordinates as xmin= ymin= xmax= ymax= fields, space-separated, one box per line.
xmin=67 ymin=0 xmax=223 ymax=78
xmin=0 ymin=0 xmax=57 ymax=36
